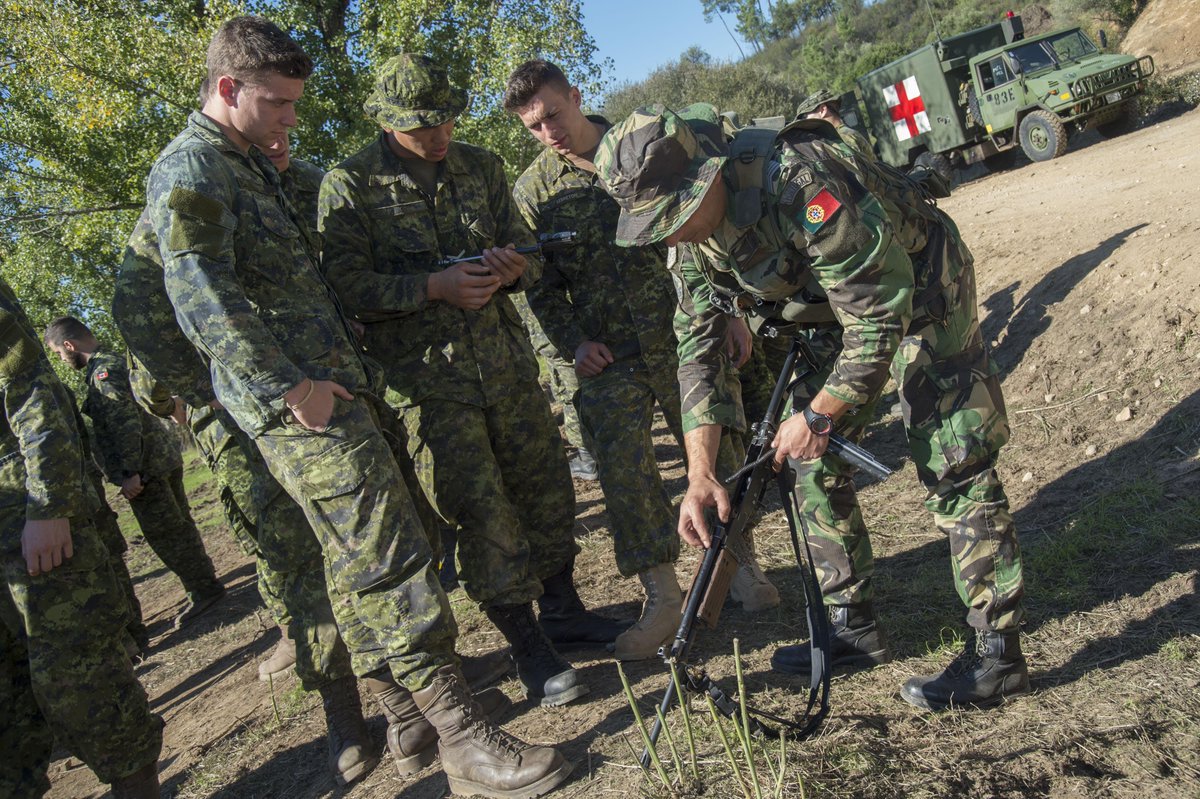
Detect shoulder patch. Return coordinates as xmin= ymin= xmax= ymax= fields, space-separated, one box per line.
xmin=168 ymin=186 xmax=226 ymax=224
xmin=95 ymin=369 xmax=109 ymax=381
xmin=801 ymin=187 xmax=843 ymax=234
xmin=779 ymin=169 xmax=814 ymax=206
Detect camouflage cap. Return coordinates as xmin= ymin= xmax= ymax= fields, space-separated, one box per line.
xmin=796 ymin=88 xmax=840 ymax=117
xmin=594 ymin=103 xmax=728 ymax=247
xmin=364 ymin=54 xmax=467 ymax=132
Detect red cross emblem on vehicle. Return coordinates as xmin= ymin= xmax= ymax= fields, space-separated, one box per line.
xmin=882 ymin=77 xmax=931 ymax=142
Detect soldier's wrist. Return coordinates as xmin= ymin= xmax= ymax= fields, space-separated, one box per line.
xmin=285 ymin=378 xmax=315 ymax=410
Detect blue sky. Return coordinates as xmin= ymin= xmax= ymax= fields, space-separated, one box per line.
xmin=581 ymin=0 xmax=750 ymax=91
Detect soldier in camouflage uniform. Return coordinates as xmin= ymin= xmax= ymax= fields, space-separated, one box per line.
xmin=115 ymin=132 xmax=511 ymax=785
xmin=595 ymin=104 xmax=1029 ymax=711
xmin=0 ymin=276 xmax=162 ymax=799
xmin=502 ymin=60 xmax=778 ymax=659
xmin=44 ymin=317 xmax=226 ymax=628
xmin=138 ymin=18 xmax=569 ymax=798
xmin=319 ymin=53 xmax=624 ymax=710
xmin=797 ymin=88 xmax=877 ymax=163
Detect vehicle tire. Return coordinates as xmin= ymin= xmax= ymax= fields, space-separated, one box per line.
xmin=913 ymin=151 xmax=955 ymax=185
xmin=1094 ymin=102 xmax=1138 ymax=138
xmin=1018 ymin=110 xmax=1068 ymax=162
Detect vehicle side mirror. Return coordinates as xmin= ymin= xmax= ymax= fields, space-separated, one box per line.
xmin=1099 ymin=30 xmax=1109 ymax=49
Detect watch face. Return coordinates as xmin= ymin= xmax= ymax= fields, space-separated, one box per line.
xmin=805 ymin=408 xmax=833 ymax=434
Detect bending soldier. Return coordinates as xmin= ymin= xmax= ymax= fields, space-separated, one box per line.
xmin=596 ymin=103 xmax=1029 ymax=711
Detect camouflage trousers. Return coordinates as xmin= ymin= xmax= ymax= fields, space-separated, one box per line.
xmin=789 ymin=263 xmax=1025 ymax=632
xmin=512 ymin=292 xmax=593 ymax=454
xmin=401 ymin=380 xmax=579 ymax=608
xmin=254 ymin=396 xmax=456 ymax=692
xmin=191 ymin=407 xmax=354 ymax=691
xmin=579 ymin=348 xmax=684 ymax=577
xmin=89 ymin=470 xmax=147 ymax=647
xmin=0 ymin=521 xmax=162 ymax=797
xmin=127 ymin=468 xmax=222 ymax=598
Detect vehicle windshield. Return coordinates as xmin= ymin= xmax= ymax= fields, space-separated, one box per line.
xmin=1046 ymin=29 xmax=1099 ymax=61
xmin=1007 ymin=29 xmax=1098 ymax=74
xmin=1007 ymin=40 xmax=1057 ymax=73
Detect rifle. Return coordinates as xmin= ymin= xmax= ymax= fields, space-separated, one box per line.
xmin=436 ymin=230 xmax=579 ymax=267
xmin=640 ymin=334 xmax=895 ymax=767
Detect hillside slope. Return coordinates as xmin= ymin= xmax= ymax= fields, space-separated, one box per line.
xmin=1121 ymin=0 xmax=1200 ymax=75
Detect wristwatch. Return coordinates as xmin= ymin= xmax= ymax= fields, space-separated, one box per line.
xmin=802 ymin=406 xmax=834 ymax=436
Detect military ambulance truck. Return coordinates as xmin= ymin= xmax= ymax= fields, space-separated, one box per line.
xmin=849 ymin=13 xmax=1154 ymax=174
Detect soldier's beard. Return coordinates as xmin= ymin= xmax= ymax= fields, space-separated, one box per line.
xmin=68 ymin=351 xmax=86 ymax=370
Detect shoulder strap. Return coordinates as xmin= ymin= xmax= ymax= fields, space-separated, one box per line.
xmin=726 ymin=125 xmax=782 ymax=229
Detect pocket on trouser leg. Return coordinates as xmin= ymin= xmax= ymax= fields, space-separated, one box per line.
xmin=903 ymin=343 xmax=1009 ymax=490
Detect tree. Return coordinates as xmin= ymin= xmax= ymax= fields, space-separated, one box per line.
xmin=0 ymin=0 xmax=606 ymax=352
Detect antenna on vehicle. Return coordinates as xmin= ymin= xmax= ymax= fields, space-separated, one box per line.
xmin=924 ymin=0 xmax=943 ymax=42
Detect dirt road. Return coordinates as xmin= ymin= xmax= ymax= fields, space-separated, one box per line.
xmin=50 ymin=107 xmax=1200 ymax=799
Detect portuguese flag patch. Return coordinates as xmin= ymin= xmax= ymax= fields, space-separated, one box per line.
xmin=801 ymin=187 xmax=842 ymax=235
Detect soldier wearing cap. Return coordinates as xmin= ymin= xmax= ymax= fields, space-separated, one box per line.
xmin=140 ymin=18 xmax=571 ymax=797
xmin=319 ymin=53 xmax=622 ymax=712
xmin=797 ymin=89 xmax=876 ymax=163
xmin=594 ymin=103 xmax=1029 ymax=712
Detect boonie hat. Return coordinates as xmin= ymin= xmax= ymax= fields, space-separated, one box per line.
xmin=594 ymin=103 xmax=728 ymax=247
xmin=796 ymin=88 xmax=840 ymax=117
xmin=364 ymin=54 xmax=467 ymax=132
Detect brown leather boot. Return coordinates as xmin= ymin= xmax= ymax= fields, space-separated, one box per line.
xmin=613 ymin=563 xmax=682 ymax=661
xmin=413 ymin=665 xmax=574 ymax=799
xmin=364 ymin=672 xmax=513 ymax=777
xmin=258 ymin=627 xmax=296 ymax=682
xmin=318 ymin=677 xmax=379 ymax=786
xmin=109 ymin=761 xmax=159 ymax=799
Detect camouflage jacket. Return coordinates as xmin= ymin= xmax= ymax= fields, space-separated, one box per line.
xmin=318 ymin=134 xmax=541 ymax=408
xmin=512 ymin=118 xmax=677 ymax=368
xmin=0 ymin=277 xmax=97 ymax=540
xmin=685 ymin=120 xmax=916 ymax=412
xmin=115 ymin=154 xmax=329 ymax=415
xmin=144 ymin=112 xmax=367 ymax=435
xmin=82 ymin=348 xmax=182 ymax=482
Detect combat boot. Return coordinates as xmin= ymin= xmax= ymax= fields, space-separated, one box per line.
xmin=485 ymin=602 xmax=589 ymax=706
xmin=109 ymin=761 xmax=159 ymax=799
xmin=364 ymin=672 xmax=513 ymax=777
xmin=537 ymin=556 xmax=630 ymax=649
xmin=568 ymin=449 xmax=598 ymax=481
xmin=174 ymin=584 xmax=226 ymax=629
xmin=729 ymin=557 xmax=781 ymax=612
xmin=900 ymin=630 xmax=1030 ymax=711
xmin=460 ymin=648 xmax=514 ymax=690
xmin=258 ymin=626 xmax=296 ymax=682
xmin=613 ymin=563 xmax=682 ymax=661
xmin=318 ymin=676 xmax=379 ymax=786
xmin=771 ymin=602 xmax=890 ymax=676
xmin=412 ymin=665 xmax=574 ymax=799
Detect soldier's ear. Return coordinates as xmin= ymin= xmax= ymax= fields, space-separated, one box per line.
xmin=216 ymin=75 xmax=241 ymax=108
xmin=569 ymin=86 xmax=582 ymax=109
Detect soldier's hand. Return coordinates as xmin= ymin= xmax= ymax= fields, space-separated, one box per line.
xmin=120 ymin=473 xmax=144 ymax=500
xmin=21 ymin=518 xmax=73 ymax=576
xmin=678 ymin=473 xmax=730 ymax=549
xmin=480 ymin=244 xmax=527 ymax=288
xmin=772 ymin=414 xmax=829 ymax=465
xmin=725 ymin=316 xmax=752 ymax=368
xmin=574 ymin=340 xmax=614 ymax=377
xmin=287 ymin=379 xmax=354 ymax=432
xmin=428 ymin=264 xmax=502 ymax=310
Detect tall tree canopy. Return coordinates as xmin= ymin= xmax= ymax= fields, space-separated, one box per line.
xmin=0 ymin=0 xmax=606 ymax=348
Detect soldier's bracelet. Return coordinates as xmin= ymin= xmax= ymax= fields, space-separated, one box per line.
xmin=286 ymin=378 xmax=315 ymax=411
